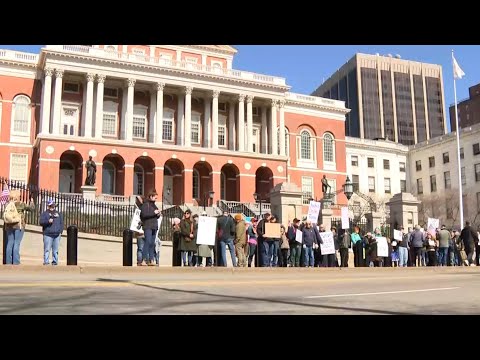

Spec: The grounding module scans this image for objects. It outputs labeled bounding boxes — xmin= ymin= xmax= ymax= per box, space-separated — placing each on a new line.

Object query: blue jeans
xmin=136 ymin=237 xmax=145 ymax=263
xmin=398 ymin=247 xmax=409 ymax=267
xmin=143 ymin=228 xmax=157 ymax=263
xmin=6 ymin=228 xmax=24 ymax=265
xmin=304 ymin=246 xmax=314 ymax=267
xmin=263 ymin=241 xmax=279 ymax=267
xmin=219 ymin=238 xmax=237 ymax=267
xmin=43 ymin=234 xmax=61 ymax=265
xmin=438 ymin=247 xmax=449 ymax=266
xmin=181 ymin=251 xmax=194 ymax=266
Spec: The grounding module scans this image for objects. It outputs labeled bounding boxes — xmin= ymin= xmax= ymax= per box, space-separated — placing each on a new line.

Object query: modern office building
xmin=449 ymin=83 xmax=480 ymax=131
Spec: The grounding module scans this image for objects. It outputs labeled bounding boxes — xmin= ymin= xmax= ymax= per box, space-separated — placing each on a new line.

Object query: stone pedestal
xmin=81 ymin=186 xmax=97 ymax=201
xmin=319 ymin=206 xmax=333 ymax=231
xmin=386 ymin=192 xmax=421 ymax=232
xmin=365 ymin=211 xmax=383 ymax=233
xmin=269 ymin=182 xmax=303 ymax=228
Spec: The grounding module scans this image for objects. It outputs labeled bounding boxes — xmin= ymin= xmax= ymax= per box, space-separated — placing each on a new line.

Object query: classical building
xmin=313 ymin=53 xmax=447 ymax=146
xmin=407 ymin=123 xmax=480 ymax=227
xmin=449 ymin=82 xmax=480 ymax=131
xmin=0 ymin=45 xmax=349 ymax=216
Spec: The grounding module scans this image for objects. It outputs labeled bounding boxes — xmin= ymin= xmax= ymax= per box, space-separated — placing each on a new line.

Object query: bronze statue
xmin=321 ymin=175 xmax=331 ymax=194
xmin=85 ymin=156 xmax=97 ymax=186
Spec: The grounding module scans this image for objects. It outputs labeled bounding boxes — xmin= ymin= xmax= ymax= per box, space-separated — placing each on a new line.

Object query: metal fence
xmin=331 ymin=217 xmax=369 ymax=235
xmin=159 ymin=205 xmax=185 ymax=242
xmin=1 ymin=177 xmax=135 ymax=237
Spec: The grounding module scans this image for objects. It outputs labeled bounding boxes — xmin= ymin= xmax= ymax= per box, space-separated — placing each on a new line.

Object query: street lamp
xmin=343 ymin=176 xmax=353 ymax=201
xmin=161 ymin=186 xmax=171 ymax=212
xmin=203 ymin=190 xmax=215 ymax=211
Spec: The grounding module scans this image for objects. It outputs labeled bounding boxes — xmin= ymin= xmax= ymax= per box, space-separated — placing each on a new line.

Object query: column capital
xmin=185 ymin=86 xmax=193 ymax=95
xmin=44 ymin=67 xmax=54 ymax=77
xmin=156 ymin=82 xmax=165 ymax=92
xmin=126 ymin=78 xmax=136 ymax=87
xmin=278 ymin=100 xmax=286 ymax=108
xmin=212 ymin=90 xmax=220 ymax=99
xmin=238 ymin=94 xmax=246 ymax=102
xmin=86 ymin=73 xmax=95 ymax=82
xmin=96 ymin=74 xmax=106 ymax=84
xmin=54 ymin=69 xmax=64 ymax=78
xmin=246 ymin=95 xmax=254 ymax=104
xmin=271 ymin=99 xmax=278 ymax=108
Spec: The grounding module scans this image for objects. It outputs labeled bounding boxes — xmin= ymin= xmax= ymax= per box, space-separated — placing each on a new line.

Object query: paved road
xmin=0 ymin=266 xmax=479 ymax=314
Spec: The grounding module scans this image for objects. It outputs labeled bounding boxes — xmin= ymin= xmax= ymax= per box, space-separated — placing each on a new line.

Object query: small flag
xmin=0 ymin=188 xmax=10 ymax=206
xmin=453 ymin=55 xmax=465 ymax=80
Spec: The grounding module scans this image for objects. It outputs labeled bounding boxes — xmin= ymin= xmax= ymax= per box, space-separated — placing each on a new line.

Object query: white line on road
xmin=304 ymin=287 xmax=460 ymax=299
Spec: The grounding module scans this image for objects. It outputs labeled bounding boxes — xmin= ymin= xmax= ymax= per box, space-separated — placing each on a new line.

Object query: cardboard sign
xmin=130 ymin=208 xmax=143 ymax=233
xmin=196 ymin=216 xmax=217 ymax=246
xmin=264 ymin=222 xmax=281 ymax=238
xmin=319 ymin=231 xmax=335 ymax=255
xmin=307 ymin=201 xmax=321 ymax=225
xmin=376 ymin=237 xmax=388 ymax=257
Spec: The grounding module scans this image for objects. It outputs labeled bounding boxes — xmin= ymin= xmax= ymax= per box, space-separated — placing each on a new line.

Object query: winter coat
xmin=235 ymin=220 xmax=247 ymax=245
xmin=140 ymin=201 xmax=160 ymax=230
xmin=39 ymin=210 xmax=64 ymax=237
xmin=179 ymin=218 xmax=197 ymax=252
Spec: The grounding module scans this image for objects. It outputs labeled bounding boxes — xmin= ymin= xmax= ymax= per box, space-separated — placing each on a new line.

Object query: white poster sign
xmin=196 ymin=216 xmax=217 ymax=246
xmin=393 ymin=229 xmax=402 ymax=241
xmin=341 ymin=207 xmax=349 ymax=229
xmin=319 ymin=231 xmax=335 ymax=255
xmin=295 ymin=230 xmax=303 ymax=244
xmin=130 ymin=208 xmax=143 ymax=233
xmin=155 ymin=216 xmax=163 ymax=240
xmin=376 ymin=236 xmax=388 ymax=257
xmin=307 ymin=201 xmax=321 ymax=224
xmin=427 ymin=218 xmax=439 ymax=236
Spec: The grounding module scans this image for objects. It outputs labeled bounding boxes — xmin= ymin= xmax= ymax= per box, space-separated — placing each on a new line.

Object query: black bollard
xmin=123 ymin=229 xmax=133 ymax=266
xmin=2 ymin=227 xmax=7 ymax=265
xmin=67 ymin=225 xmax=78 ymax=265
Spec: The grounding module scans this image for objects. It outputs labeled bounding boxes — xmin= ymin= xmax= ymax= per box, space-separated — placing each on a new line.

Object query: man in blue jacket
xmin=39 ymin=200 xmax=64 ymax=265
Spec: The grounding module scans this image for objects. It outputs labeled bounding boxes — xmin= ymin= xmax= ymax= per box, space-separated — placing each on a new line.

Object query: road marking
xmin=304 ymin=287 xmax=460 ymax=299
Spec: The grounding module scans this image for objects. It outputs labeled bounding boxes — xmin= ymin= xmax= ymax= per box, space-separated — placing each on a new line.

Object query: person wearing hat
xmin=287 ymin=218 xmax=302 ymax=267
xmin=179 ymin=209 xmax=196 ymax=266
xmin=39 ymin=200 xmax=64 ymax=265
xmin=234 ymin=214 xmax=247 ymax=267
xmin=437 ymin=224 xmax=451 ymax=266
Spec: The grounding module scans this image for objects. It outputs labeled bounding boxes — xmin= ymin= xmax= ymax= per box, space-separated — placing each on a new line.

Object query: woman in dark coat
xmin=179 ymin=210 xmax=197 ymax=266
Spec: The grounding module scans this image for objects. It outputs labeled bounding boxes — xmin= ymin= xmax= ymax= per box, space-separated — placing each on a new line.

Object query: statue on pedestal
xmin=85 ymin=156 xmax=97 ymax=186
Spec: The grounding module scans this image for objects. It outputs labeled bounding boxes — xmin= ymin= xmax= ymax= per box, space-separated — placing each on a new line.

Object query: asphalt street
xmin=0 ymin=266 xmax=478 ymax=314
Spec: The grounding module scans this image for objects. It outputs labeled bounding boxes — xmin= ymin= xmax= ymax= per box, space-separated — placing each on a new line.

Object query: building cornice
xmin=345 ymin=137 xmax=409 ymax=155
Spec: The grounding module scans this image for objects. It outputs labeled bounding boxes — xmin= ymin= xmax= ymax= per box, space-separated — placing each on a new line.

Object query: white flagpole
xmin=452 ymin=50 xmax=464 ymax=230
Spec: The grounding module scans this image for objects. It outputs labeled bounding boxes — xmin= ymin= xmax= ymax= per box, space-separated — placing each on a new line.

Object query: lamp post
xmin=343 ymin=176 xmax=353 ymax=201
xmin=253 ymin=192 xmax=263 ymax=267
xmin=203 ymin=190 xmax=215 ymax=211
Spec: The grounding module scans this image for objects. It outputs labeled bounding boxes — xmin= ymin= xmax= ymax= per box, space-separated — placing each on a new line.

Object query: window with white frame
xmin=323 ymin=133 xmax=335 ymax=163
xmin=102 ymin=101 xmax=118 ymax=137
xmin=277 ymin=127 xmax=289 ymax=155
xmin=351 ymin=155 xmax=358 ymax=166
xmin=218 ymin=115 xmax=227 ymax=147
xmin=368 ymin=176 xmax=376 ymax=192
xmin=61 ymin=106 xmax=79 ymax=136
xmin=384 ymin=178 xmax=391 ymax=193
xmin=132 ymin=48 xmax=146 ymax=60
xmin=192 ymin=169 xmax=200 ymax=199
xmin=133 ymin=106 xmax=147 ymax=139
xmin=185 ymin=57 xmax=198 ymax=69
xmin=163 ymin=110 xmax=174 ymax=141
xmin=10 ymin=153 xmax=28 ymax=183
xmin=63 ymin=82 xmax=80 ymax=94
xmin=300 ymin=130 xmax=312 ymax=160
xmin=301 ymin=176 xmax=313 ymax=205
xmin=191 ymin=113 xmax=201 ymax=144
xmin=133 ymin=164 xmax=144 ymax=196
xmin=11 ymin=95 xmax=31 ymax=135
xmin=159 ymin=53 xmax=173 ymax=65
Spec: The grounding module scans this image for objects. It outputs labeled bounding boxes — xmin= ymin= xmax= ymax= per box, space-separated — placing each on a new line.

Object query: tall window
xmin=430 ymin=175 xmax=437 ymax=192
xmin=368 ymin=176 xmax=375 ymax=192
xmin=9 ymin=154 xmax=28 ymax=183
xmin=277 ymin=127 xmax=289 ymax=155
xmin=444 ymin=171 xmax=451 ymax=189
xmin=443 ymin=152 xmax=450 ymax=164
xmin=367 ymin=158 xmax=374 ymax=168
xmin=416 ymin=160 xmax=422 ymax=171
xmin=192 ymin=169 xmax=199 ymax=199
xmin=417 ymin=178 xmax=423 ymax=194
xmin=351 ymin=156 xmax=358 ymax=166
xmin=473 ymin=143 xmax=480 ymax=155
xmin=218 ymin=115 xmax=227 ymax=147
xmin=399 ymin=162 xmax=406 ymax=172
xmin=383 ymin=159 xmax=390 ymax=170
xmin=461 ymin=167 xmax=466 ymax=186
xmin=477 ymin=192 xmax=480 ymax=212
xmin=323 ymin=133 xmax=335 ymax=163
xmin=300 ymin=130 xmax=312 ymax=160
xmin=102 ymin=161 xmax=115 ymax=195
xmin=460 ymin=147 xmax=464 ymax=159
xmin=191 ymin=113 xmax=201 ymax=144
xmin=475 ymin=164 xmax=480 ymax=182
xmin=400 ymin=180 xmax=407 ymax=192
xmin=352 ymin=174 xmax=359 ymax=191
xmin=162 ymin=110 xmax=174 ymax=141
xmin=134 ymin=165 xmax=144 ymax=196
xmin=301 ymin=176 xmax=313 ymax=205
xmin=429 ymin=156 xmax=435 ymax=168
xmin=133 ymin=106 xmax=147 ymax=139
xmin=384 ymin=178 xmax=391 ymax=193
xmin=12 ymin=95 xmax=31 ymax=135
xmin=103 ymin=101 xmax=118 ymax=137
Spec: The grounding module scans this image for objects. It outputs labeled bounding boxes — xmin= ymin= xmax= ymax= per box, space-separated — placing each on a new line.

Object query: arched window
xmin=277 ymin=127 xmax=289 ymax=155
xmin=192 ymin=169 xmax=200 ymax=199
xmin=300 ymin=130 xmax=312 ymax=160
xmin=102 ymin=161 xmax=115 ymax=195
xmin=323 ymin=133 xmax=335 ymax=163
xmin=11 ymin=95 xmax=31 ymax=135
xmin=133 ymin=164 xmax=144 ymax=196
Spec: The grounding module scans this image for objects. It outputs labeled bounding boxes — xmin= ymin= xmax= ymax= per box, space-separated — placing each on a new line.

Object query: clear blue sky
xmin=2 ymin=45 xmax=479 ymax=131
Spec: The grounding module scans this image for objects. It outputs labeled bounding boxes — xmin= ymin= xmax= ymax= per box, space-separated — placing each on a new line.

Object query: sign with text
xmin=265 ymin=222 xmax=281 ymax=238
xmin=376 ymin=237 xmax=388 ymax=257
xmin=155 ymin=216 xmax=163 ymax=240
xmin=295 ymin=230 xmax=303 ymax=244
xmin=393 ymin=229 xmax=402 ymax=241
xmin=427 ymin=218 xmax=439 ymax=236
xmin=196 ymin=216 xmax=217 ymax=246
xmin=130 ymin=208 xmax=143 ymax=234
xmin=307 ymin=201 xmax=321 ymax=224
xmin=341 ymin=207 xmax=349 ymax=229
xmin=319 ymin=231 xmax=335 ymax=255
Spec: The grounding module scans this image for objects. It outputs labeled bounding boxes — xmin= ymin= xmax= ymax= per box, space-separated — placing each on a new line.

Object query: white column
xmin=279 ymin=100 xmax=286 ymax=156
xmin=246 ymin=95 xmax=254 ymax=152
xmin=40 ymin=68 xmax=53 ymax=134
xmin=271 ymin=100 xmax=278 ymax=155
xmin=184 ymin=86 xmax=193 ymax=147
xmin=176 ymin=93 xmax=184 ymax=145
xmin=261 ymin=106 xmax=267 ymax=154
xmin=211 ymin=90 xmax=220 ymax=149
xmin=203 ymin=96 xmax=211 ymax=147
xmin=126 ymin=78 xmax=136 ymax=141
xmin=52 ymin=69 xmax=64 ymax=135
xmin=237 ymin=94 xmax=245 ymax=151
xmin=228 ymin=101 xmax=235 ymax=150
xmin=156 ymin=82 xmax=165 ymax=144
xmin=95 ymin=74 xmax=105 ymax=139
xmin=149 ymin=89 xmax=156 ymax=143
xmin=84 ymin=73 xmax=95 ymax=138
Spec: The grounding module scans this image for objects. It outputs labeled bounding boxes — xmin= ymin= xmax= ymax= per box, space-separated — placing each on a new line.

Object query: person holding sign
xmin=425 ymin=232 xmax=438 ymax=266
xmin=140 ymin=189 xmax=161 ymax=266
xmin=287 ymin=218 xmax=302 ymax=267
xmin=302 ymin=220 xmax=322 ymax=267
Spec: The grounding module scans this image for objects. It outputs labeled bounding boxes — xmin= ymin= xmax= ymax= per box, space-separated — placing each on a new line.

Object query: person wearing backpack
xmin=3 ymin=189 xmax=35 ymax=265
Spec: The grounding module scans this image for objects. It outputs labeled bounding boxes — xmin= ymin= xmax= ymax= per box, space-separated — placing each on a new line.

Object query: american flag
xmin=0 ymin=187 xmax=9 ymax=206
